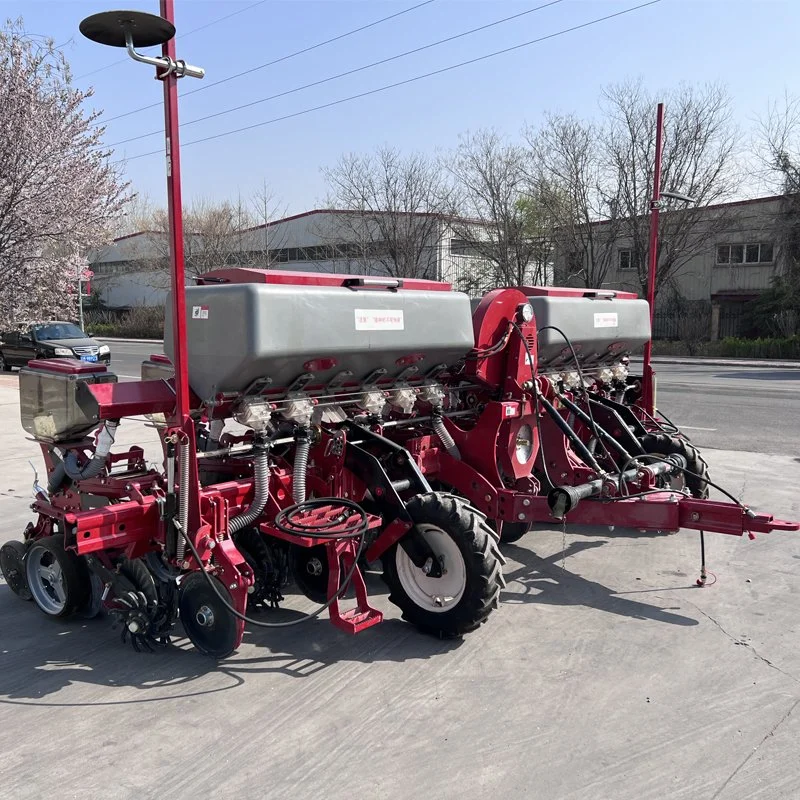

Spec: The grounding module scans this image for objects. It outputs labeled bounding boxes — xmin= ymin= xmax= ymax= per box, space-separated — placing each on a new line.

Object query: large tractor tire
xmin=640 ymin=433 xmax=710 ymax=499
xmin=381 ymin=492 xmax=505 ymax=638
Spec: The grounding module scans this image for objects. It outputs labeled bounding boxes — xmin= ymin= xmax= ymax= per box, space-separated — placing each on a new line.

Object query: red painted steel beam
xmin=85 ymin=380 xmax=177 ymax=418
xmin=498 ymin=490 xmax=799 ymax=538
xmin=159 ymin=0 xmax=190 ymax=429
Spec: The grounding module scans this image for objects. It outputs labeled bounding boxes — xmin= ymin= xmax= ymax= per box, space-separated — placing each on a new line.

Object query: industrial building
xmin=89 ymin=209 xmax=516 ymax=308
xmin=553 ymin=195 xmax=790 ymax=339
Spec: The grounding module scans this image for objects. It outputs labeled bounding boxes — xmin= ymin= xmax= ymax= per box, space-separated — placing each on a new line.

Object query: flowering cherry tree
xmin=0 ymin=19 xmax=129 ymax=326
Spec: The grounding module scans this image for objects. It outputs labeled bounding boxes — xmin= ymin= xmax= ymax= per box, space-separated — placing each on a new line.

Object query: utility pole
xmin=641 ymin=102 xmax=664 ymax=417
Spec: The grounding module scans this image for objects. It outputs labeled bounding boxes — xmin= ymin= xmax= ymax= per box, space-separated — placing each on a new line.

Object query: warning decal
xmin=593 ymin=312 xmax=618 ymax=328
xmin=355 ymin=309 xmax=405 ymax=331
xmin=191 ymin=305 xmax=209 ymax=320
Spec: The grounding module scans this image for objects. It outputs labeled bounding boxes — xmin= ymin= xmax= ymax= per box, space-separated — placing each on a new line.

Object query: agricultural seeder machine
xmin=1 ymin=5 xmax=797 ymax=660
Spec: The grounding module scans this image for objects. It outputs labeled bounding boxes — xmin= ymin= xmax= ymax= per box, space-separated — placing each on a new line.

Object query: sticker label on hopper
xmin=192 ymin=305 xmax=209 ymax=320
xmin=593 ymin=312 xmax=618 ymax=328
xmin=355 ymin=309 xmax=405 ymax=331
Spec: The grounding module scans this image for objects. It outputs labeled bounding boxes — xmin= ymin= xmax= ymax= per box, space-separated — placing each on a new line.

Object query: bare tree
xmin=141 ymin=197 xmax=255 ymax=279
xmin=751 ymin=93 xmax=800 ymax=336
xmin=526 ymin=114 xmax=622 ymax=289
xmin=113 ymin=192 xmax=157 ymax=238
xmin=0 ymin=20 xmax=129 ymax=325
xmin=322 ymin=146 xmax=453 ymax=279
xmin=246 ymin=180 xmax=289 ymax=268
xmin=602 ymin=79 xmax=740 ymax=298
xmin=757 ymin=92 xmax=800 ymax=194
xmin=446 ymin=130 xmax=550 ymax=294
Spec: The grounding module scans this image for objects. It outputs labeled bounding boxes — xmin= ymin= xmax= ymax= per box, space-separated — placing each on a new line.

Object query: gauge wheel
xmin=1 ymin=540 xmax=32 ymax=600
xmin=289 ymin=544 xmax=330 ymax=604
xmin=381 ymin=492 xmax=505 ymax=638
xmin=497 ymin=521 xmax=530 ymax=544
xmin=25 ymin=535 xmax=89 ymax=618
xmin=178 ymin=571 xmax=238 ymax=659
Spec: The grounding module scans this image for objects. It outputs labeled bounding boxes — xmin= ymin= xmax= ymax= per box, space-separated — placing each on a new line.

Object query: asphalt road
xmin=104 ymin=340 xmax=800 ymax=456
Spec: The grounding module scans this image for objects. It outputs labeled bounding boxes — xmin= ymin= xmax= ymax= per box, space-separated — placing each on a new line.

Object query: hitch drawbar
xmin=547 ymin=456 xmax=685 ymax=518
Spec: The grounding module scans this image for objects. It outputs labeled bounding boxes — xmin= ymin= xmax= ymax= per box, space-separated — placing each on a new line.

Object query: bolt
xmin=229 ymin=582 xmax=238 ymax=590
xmin=485 ymin=494 xmax=492 ymax=502
xmin=691 ymin=512 xmax=700 ymax=522
xmin=522 ymin=499 xmax=530 ymax=507
xmin=517 ymin=513 xmax=526 ymax=521
xmin=127 ymin=620 xmax=141 ymax=634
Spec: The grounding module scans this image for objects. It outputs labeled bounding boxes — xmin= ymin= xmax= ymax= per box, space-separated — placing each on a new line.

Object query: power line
xmin=115 ymin=0 xmax=662 ymax=165
xmin=100 ymin=0 xmax=437 ymax=124
xmin=107 ymin=0 xmax=564 ymax=148
xmin=73 ymin=0 xmax=269 ymax=81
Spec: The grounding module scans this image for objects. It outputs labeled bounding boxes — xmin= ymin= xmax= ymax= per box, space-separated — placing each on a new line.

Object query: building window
xmin=716 ymin=242 xmax=774 ymax=265
xmin=618 ymin=249 xmax=634 ymax=270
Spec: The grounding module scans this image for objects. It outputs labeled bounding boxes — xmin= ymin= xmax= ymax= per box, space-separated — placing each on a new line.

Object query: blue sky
xmin=5 ymin=0 xmax=799 ymax=214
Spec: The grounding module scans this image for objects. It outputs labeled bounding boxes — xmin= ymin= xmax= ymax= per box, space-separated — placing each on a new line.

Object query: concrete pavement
xmin=0 ymin=377 xmax=799 ymax=799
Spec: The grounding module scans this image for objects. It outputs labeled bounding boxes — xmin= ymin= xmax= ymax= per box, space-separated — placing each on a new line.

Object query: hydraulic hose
xmin=432 ymin=410 xmax=461 ymax=460
xmin=228 ymin=441 xmax=271 ymax=535
xmin=556 ymin=392 xmax=633 ymax=462
xmin=292 ymin=427 xmax=311 ymax=504
xmin=47 ymin=453 xmax=66 ymax=494
xmin=62 ymin=421 xmax=119 ymax=482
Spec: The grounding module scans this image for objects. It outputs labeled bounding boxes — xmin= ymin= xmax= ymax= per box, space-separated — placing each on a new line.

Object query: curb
xmin=635 ymin=357 xmax=800 ymax=370
xmin=97 ymin=337 xmax=163 ymax=345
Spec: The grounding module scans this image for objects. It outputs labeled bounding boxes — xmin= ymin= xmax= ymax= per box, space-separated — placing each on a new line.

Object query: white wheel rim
xmin=26 ymin=544 xmax=68 ymax=615
xmin=395 ymin=524 xmax=466 ymax=613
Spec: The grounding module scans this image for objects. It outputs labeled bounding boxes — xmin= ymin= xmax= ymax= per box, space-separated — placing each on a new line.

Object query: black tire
xmin=289 ymin=544 xmax=329 ymax=604
xmin=234 ymin=528 xmax=276 ymax=607
xmin=0 ymin=352 xmax=10 ymax=372
xmin=381 ymin=492 xmax=506 ymax=638
xmin=1 ymin=540 xmax=32 ymax=600
xmin=178 ymin=571 xmax=238 ymax=659
xmin=640 ymin=433 xmax=710 ymax=499
xmin=24 ymin=535 xmax=89 ymax=618
xmin=498 ymin=521 xmax=530 ymax=544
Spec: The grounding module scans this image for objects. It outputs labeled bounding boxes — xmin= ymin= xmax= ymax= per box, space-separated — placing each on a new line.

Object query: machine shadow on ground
xmin=500 ymin=539 xmax=700 ymax=627
xmin=0 ymin=581 xmax=462 ymax=705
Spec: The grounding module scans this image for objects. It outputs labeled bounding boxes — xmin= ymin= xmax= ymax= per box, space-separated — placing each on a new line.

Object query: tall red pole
xmin=159 ymin=0 xmax=190 ymax=429
xmin=641 ymin=102 xmax=664 ymax=417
